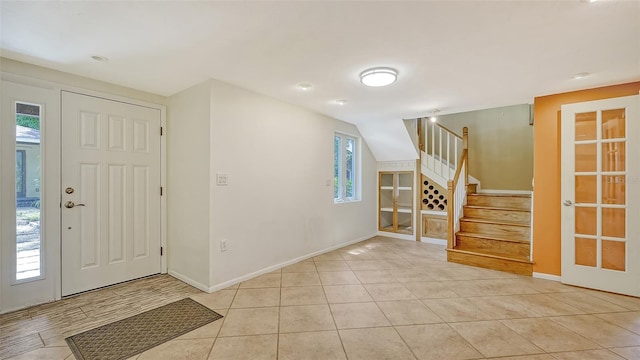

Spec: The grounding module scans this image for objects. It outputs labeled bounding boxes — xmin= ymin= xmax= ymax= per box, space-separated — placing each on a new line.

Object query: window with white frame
xmin=334 ymin=132 xmax=358 ymax=202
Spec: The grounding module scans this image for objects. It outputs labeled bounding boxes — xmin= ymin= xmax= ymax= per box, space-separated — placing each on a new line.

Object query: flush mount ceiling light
xmin=91 ymin=55 xmax=109 ymax=62
xmin=335 ymin=99 xmax=348 ymax=106
xmin=297 ymin=82 xmax=313 ymax=91
xmin=572 ymin=72 xmax=590 ymax=79
xmin=360 ymin=67 xmax=398 ymax=87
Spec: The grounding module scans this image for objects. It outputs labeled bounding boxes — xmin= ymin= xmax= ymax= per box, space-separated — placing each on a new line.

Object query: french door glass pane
xmin=575 ymin=207 xmax=596 ymax=236
xmin=575 ymin=111 xmax=597 ymax=141
xmin=602 ymin=208 xmax=625 ymax=238
xmin=602 ymin=240 xmax=625 ymax=271
xmin=575 ymin=237 xmax=596 ymax=267
xmin=575 ymin=175 xmax=596 ymax=203
xmin=602 ymin=142 xmax=625 ymax=172
xmin=575 ymin=144 xmax=597 ymax=172
xmin=602 ymin=109 xmax=625 ymax=139
xmin=602 ymin=175 xmax=625 ymax=205
xmin=16 ymin=102 xmax=41 ymax=280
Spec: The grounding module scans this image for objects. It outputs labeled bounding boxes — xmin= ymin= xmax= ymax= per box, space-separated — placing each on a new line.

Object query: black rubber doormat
xmin=65 ymin=297 xmax=223 ymax=360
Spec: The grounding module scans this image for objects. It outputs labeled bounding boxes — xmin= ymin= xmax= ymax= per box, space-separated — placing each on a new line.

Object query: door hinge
xmin=160 ymin=246 xmax=164 ymax=256
xmin=160 ymin=126 xmax=163 ymax=136
xmin=160 ymin=186 xmax=163 ymax=196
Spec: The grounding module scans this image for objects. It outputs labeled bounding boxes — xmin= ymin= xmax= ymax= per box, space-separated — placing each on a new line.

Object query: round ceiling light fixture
xmin=91 ymin=55 xmax=109 ymax=62
xmin=297 ymin=82 xmax=313 ymax=91
xmin=335 ymin=99 xmax=348 ymax=106
xmin=360 ymin=67 xmax=398 ymax=87
xmin=572 ymin=72 xmax=590 ymax=80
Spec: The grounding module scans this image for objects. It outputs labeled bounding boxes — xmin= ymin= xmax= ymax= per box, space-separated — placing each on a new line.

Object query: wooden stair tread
xmin=456 ymin=231 xmax=530 ymax=244
xmin=447 ymin=248 xmax=533 ymax=264
xmin=460 ymin=217 xmax=530 ymax=227
xmin=468 ymin=193 xmax=531 ymax=198
xmin=463 ymin=205 xmax=531 ymax=212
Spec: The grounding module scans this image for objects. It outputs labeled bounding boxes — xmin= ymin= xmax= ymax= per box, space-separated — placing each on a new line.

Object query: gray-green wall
xmin=438 ymin=104 xmax=533 ymax=191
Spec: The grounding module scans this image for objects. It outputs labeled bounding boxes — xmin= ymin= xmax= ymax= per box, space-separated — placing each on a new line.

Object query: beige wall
xmin=438 ymin=104 xmax=533 ymax=191
xmin=166 ymin=81 xmax=212 ymax=287
xmin=168 ymin=79 xmax=378 ymax=290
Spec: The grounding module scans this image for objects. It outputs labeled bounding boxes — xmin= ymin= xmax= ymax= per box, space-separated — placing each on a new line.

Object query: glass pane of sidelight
xmin=602 ymin=175 xmax=625 ymax=205
xmin=575 ymin=207 xmax=597 ymax=236
xmin=602 ymin=208 xmax=625 ymax=238
xmin=16 ymin=102 xmax=42 ymax=280
xmin=602 ymin=108 xmax=625 ymax=140
xmin=575 ymin=111 xmax=597 ymax=141
xmin=575 ymin=237 xmax=597 ymax=267
xmin=602 ymin=142 xmax=625 ymax=172
xmin=575 ymin=175 xmax=596 ymax=204
xmin=602 ymin=240 xmax=625 ymax=271
xmin=575 ymin=143 xmax=597 ymax=172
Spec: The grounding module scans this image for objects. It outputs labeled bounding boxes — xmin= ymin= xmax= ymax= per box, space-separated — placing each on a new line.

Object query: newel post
xmin=446 ymin=179 xmax=454 ymax=250
xmin=462 ymin=126 xmax=469 ymax=188
xmin=462 ymin=127 xmax=468 ymax=149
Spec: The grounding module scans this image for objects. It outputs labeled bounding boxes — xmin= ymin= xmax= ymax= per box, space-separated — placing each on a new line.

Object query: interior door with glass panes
xmin=561 ymin=95 xmax=639 ymax=296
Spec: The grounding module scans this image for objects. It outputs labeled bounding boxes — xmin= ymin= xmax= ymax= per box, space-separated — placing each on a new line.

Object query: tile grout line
xmin=205 ymin=280 xmax=240 ymax=357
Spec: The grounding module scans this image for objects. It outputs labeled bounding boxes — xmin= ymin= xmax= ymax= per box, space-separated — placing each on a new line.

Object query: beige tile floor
xmin=2 ymin=236 xmax=640 ymax=359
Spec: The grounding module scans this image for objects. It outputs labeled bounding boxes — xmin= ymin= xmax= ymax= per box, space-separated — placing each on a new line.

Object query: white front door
xmin=61 ymin=92 xmax=162 ymax=296
xmin=561 ymin=95 xmax=640 ymax=296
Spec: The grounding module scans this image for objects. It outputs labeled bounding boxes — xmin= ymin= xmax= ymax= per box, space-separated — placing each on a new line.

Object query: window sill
xmin=334 ymin=199 xmax=361 ymax=205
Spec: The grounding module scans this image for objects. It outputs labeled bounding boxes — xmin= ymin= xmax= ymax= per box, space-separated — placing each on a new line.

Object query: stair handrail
xmin=419 ymin=118 xmax=464 ymax=181
xmin=446 ymin=127 xmax=469 ymax=250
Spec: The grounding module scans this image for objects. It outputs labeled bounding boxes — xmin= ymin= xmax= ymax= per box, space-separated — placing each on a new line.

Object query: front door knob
xmin=65 ymin=201 xmax=86 ymax=208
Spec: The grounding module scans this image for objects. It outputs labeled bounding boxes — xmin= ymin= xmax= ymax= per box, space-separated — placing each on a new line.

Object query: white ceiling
xmin=1 ymin=1 xmax=638 ymax=124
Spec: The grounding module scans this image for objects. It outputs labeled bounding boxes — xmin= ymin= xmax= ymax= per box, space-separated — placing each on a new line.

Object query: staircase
xmin=414 ymin=117 xmax=533 ymax=276
xmin=447 ymin=193 xmax=533 ymax=275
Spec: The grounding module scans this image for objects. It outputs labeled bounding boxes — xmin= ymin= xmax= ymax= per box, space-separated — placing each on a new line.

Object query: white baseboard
xmin=421 ymin=237 xmax=447 ymax=246
xmin=376 ymin=231 xmax=416 ymax=241
xmin=476 ymin=189 xmax=533 ymax=195
xmin=205 ymin=232 xmax=377 ymax=293
xmin=168 ymin=270 xmax=210 ymax=293
xmin=532 ymin=272 xmax=561 ymax=282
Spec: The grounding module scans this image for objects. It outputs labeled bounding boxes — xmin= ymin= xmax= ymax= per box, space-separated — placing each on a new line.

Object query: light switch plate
xmin=216 ymin=173 xmax=229 ymax=186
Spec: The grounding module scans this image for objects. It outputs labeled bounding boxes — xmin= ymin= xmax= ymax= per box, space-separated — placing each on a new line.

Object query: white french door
xmin=61 ymin=92 xmax=162 ymax=296
xmin=561 ymin=95 xmax=639 ymax=296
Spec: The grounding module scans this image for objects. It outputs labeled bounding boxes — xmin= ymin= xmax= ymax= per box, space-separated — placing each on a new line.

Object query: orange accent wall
xmin=532 ymin=81 xmax=640 ymax=276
